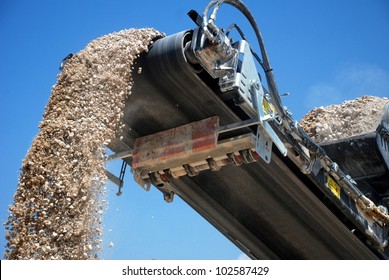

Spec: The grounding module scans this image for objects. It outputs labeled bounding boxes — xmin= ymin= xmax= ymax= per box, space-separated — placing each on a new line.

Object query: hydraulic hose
xmin=201 ymin=0 xmax=389 ymax=230
xmin=202 ymin=0 xmax=285 ymax=122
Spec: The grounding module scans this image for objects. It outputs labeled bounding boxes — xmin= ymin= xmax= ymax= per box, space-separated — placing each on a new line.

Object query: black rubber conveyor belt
xmin=108 ymin=31 xmax=378 ymax=259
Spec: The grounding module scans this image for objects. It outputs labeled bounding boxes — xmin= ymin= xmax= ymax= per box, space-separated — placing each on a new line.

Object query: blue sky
xmin=1 ymin=0 xmax=388 ymax=260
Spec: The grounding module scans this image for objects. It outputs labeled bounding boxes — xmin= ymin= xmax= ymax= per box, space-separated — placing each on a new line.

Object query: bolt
xmin=250 ymin=80 xmax=260 ymax=91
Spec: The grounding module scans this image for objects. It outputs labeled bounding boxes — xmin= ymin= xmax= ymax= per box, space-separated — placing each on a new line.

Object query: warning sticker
xmin=326 ymin=176 xmax=341 ymax=199
xmin=262 ymin=98 xmax=274 ymax=115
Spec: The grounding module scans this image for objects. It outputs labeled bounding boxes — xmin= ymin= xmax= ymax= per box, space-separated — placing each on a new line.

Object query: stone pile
xmin=4 ymin=28 xmax=162 ymax=259
xmin=300 ymin=96 xmax=388 ymax=143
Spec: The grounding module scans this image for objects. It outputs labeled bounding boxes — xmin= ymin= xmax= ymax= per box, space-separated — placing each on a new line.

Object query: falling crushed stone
xmin=5 ymin=25 xmax=387 ymax=261
xmin=4 ymin=28 xmax=163 ymax=260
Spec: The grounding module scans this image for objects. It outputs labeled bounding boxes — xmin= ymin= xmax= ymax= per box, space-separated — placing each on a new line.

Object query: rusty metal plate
xmin=132 ymin=116 xmax=219 ymax=170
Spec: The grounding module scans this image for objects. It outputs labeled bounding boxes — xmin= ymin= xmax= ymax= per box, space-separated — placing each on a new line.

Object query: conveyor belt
xmin=108 ymin=31 xmax=378 ymax=259
xmin=321 ymin=133 xmax=389 ymax=196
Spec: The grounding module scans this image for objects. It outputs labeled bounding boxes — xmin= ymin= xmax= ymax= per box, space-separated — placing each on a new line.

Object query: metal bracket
xmin=188 ymin=22 xmax=287 ymax=164
xmin=105 ymin=169 xmax=123 ymax=191
xmin=255 ymin=124 xmax=273 ymax=163
xmin=220 ymin=39 xmax=287 ymax=163
xmin=208 ymin=39 xmax=287 ymax=163
xmin=133 ymin=168 xmax=151 ymax=192
xmin=105 ymin=150 xmax=133 ymax=162
xmin=116 ymin=161 xmax=127 ymax=196
xmin=105 ymin=161 xmax=128 ymax=196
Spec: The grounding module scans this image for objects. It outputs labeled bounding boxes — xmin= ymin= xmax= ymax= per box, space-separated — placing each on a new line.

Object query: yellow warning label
xmin=262 ymin=98 xmax=274 ymax=115
xmin=326 ymin=176 xmax=341 ymax=199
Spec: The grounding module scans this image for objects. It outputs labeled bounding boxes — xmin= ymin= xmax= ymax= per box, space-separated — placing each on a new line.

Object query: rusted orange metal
xmin=132 ymin=116 xmax=219 ymax=170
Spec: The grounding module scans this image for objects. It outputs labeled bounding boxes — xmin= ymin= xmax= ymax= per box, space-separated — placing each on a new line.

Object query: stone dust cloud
xmin=4 ymin=28 xmax=162 ymax=259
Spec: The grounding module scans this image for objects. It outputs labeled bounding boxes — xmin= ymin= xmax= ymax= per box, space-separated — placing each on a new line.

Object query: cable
xmin=202 ymin=0 xmax=285 ymax=122
xmin=226 ymin=23 xmax=264 ymax=71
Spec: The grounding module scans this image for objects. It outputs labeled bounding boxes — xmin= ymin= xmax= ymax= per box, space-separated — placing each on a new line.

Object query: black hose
xmin=226 ymin=23 xmax=264 ymax=70
xmin=202 ymin=0 xmax=285 ymax=119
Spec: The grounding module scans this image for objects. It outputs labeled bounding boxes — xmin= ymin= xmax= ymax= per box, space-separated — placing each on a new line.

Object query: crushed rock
xmin=300 ymin=95 xmax=388 ymax=144
xmin=4 ymin=28 xmax=163 ymax=259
